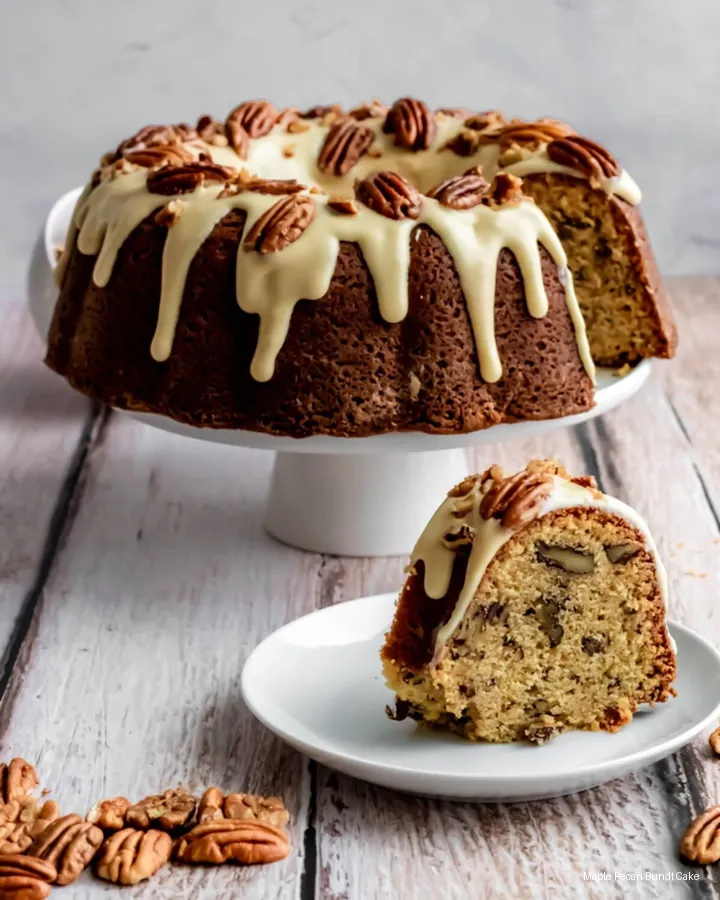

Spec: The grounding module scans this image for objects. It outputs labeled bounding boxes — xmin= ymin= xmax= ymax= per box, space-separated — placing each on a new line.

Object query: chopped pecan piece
xmin=198 ymin=788 xmax=225 ymax=825
xmin=547 ymin=135 xmax=621 ymax=182
xmin=174 ymin=820 xmax=289 ymax=865
xmin=441 ymin=524 xmax=474 ymax=550
xmin=464 ymin=110 xmax=506 ymax=133
xmin=195 ymin=114 xmax=222 ymax=141
xmin=243 ymin=178 xmax=305 ymax=195
xmin=436 ymin=107 xmax=471 ymax=119
xmin=226 ymin=100 xmax=278 ymax=138
xmin=95 ymin=828 xmax=172 ymax=885
xmin=537 ymin=544 xmax=595 ymax=574
xmin=448 ymin=475 xmax=480 ymax=498
xmin=349 ymin=100 xmax=388 ymax=120
xmin=301 ymin=104 xmax=342 ymax=120
xmin=0 ymin=855 xmax=56 ymax=900
xmin=223 ymin=794 xmax=290 ymax=829
xmin=680 ymin=806 xmax=720 ymax=864
xmin=28 ymin=814 xmax=103 ymax=886
xmin=146 ymin=162 xmax=232 ymax=196
xmin=125 ymin=143 xmax=195 ymax=169
xmin=443 ymin=129 xmax=482 ymax=157
xmin=480 ymin=468 xmax=553 ymax=529
xmin=318 ymin=119 xmax=374 ymax=176
xmin=86 ymin=796 xmax=130 ymax=832
xmin=605 ymin=542 xmax=642 ymax=563
xmin=1 ymin=759 xmax=38 ymax=804
xmin=125 ymin=788 xmax=196 ymax=832
xmin=154 ymin=199 xmax=185 ymax=227
xmin=327 ymin=197 xmax=357 ymax=215
xmin=355 ymin=171 xmax=421 ymax=220
xmin=427 ymin=166 xmax=488 ymax=210
xmin=243 ymin=195 xmax=316 ymax=253
xmin=383 ymin=97 xmax=436 ymax=151
xmin=276 ymin=107 xmax=301 ymax=128
xmin=709 ymin=727 xmax=720 ymax=757
xmin=522 ymin=716 xmax=564 ymax=745
xmin=482 ymin=173 xmax=526 ymax=209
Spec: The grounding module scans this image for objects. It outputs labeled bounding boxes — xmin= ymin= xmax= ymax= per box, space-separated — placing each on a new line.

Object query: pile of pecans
xmin=0 ymin=757 xmax=289 ymax=896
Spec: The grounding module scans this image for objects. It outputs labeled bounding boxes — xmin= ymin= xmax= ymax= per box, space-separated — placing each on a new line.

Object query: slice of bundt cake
xmin=381 ymin=459 xmax=676 ymax=743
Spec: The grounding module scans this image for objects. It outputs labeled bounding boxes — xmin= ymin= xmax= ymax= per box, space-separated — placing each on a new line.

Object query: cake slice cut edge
xmin=381 ymin=459 xmax=677 ymax=744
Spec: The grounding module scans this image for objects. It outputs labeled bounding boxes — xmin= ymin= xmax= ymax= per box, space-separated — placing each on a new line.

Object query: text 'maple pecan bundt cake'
xmin=381 ymin=459 xmax=676 ymax=743
xmin=47 ymin=99 xmax=677 ymax=437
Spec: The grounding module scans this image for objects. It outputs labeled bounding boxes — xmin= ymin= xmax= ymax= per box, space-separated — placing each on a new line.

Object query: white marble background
xmin=0 ymin=0 xmax=718 ymax=299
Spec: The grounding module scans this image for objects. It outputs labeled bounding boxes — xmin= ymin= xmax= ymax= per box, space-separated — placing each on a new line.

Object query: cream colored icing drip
xmin=58 ymin=109 xmax=640 ymax=384
xmin=413 ymin=474 xmax=671 ymax=664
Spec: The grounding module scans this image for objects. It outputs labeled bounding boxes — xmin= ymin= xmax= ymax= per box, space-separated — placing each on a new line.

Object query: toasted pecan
xmin=383 ymin=98 xmax=436 ymax=151
xmin=427 ymin=166 xmax=488 ymax=210
xmin=355 ymin=171 xmax=421 ymax=220
xmin=318 ymin=119 xmax=374 ymax=176
xmin=243 ymin=195 xmax=316 ymax=253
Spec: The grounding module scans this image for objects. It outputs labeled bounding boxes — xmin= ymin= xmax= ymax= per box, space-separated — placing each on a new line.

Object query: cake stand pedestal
xmin=29 ymin=187 xmax=653 ymax=557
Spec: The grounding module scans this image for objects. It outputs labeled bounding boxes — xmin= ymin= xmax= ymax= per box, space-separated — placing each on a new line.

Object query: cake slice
xmin=381 ymin=459 xmax=676 ymax=743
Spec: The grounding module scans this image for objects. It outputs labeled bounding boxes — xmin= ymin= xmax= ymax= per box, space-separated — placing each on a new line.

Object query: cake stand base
xmin=265 ymin=448 xmax=467 ymax=556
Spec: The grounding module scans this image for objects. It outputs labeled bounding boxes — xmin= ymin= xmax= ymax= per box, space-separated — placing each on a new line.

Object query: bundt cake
xmin=381 ymin=459 xmax=676 ymax=743
xmin=46 ymin=99 xmax=676 ymax=437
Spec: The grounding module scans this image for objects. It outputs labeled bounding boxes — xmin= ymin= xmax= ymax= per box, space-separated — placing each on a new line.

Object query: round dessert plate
xmin=242 ymin=592 xmax=720 ymax=802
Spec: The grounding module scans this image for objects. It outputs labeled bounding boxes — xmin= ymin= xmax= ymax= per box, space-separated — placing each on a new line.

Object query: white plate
xmin=30 ymin=187 xmax=652 ymax=453
xmin=242 ymin=592 xmax=720 ymax=802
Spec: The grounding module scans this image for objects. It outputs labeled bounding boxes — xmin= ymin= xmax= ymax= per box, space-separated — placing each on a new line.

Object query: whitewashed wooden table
xmin=1 ymin=280 xmax=720 ymax=899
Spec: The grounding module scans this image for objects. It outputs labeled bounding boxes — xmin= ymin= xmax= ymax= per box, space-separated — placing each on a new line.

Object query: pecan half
xmin=198 ymin=788 xmax=225 ymax=825
xmin=243 ymin=195 xmax=316 ymax=253
xmin=349 ymin=100 xmax=388 ymax=121
xmin=0 ymin=759 xmax=38 ymax=804
xmin=225 ymin=118 xmax=249 ymax=158
xmin=126 ymin=788 xmax=196 ymax=832
xmin=125 ymin=144 xmax=195 ymax=169
xmin=709 ymin=727 xmax=720 ymax=756
xmin=479 ymin=469 xmax=553 ymax=529
xmin=0 ymin=799 xmax=60 ymax=854
xmin=116 ymin=123 xmax=195 ymax=156
xmin=174 ymin=820 xmax=289 ymax=865
xmin=223 ymin=794 xmax=290 ymax=829
xmin=383 ymin=98 xmax=436 ymax=151
xmin=318 ymin=119 xmax=374 ymax=176
xmin=482 ymin=173 xmax=525 ymax=208
xmin=226 ymin=100 xmax=278 ymax=139
xmin=28 ymin=814 xmax=103 ymax=886
xmin=498 ymin=118 xmax=574 ymax=148
xmin=546 ymin=135 xmax=621 ymax=183
xmin=146 ymin=162 xmax=232 ymax=196
xmin=427 ymin=166 xmax=488 ymax=210
xmin=355 ymin=171 xmax=421 ymax=220
xmin=86 ymin=796 xmax=130 ymax=832
xmin=301 ymin=104 xmax=343 ymax=120
xmin=95 ymin=828 xmax=172 ymax=885
xmin=680 ymin=806 xmax=720 ymax=864
xmin=0 ymin=855 xmax=56 ymax=900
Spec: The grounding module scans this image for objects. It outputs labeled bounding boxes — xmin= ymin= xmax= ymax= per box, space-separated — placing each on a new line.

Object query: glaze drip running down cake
xmin=381 ymin=459 xmax=676 ymax=743
xmin=47 ymin=99 xmax=677 ymax=437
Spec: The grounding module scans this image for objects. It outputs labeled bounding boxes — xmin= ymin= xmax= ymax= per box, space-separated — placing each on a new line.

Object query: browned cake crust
xmin=46 ymin=217 xmax=593 ymax=437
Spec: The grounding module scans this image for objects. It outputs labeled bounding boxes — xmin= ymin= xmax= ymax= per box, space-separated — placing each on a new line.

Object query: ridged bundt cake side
xmin=381 ymin=459 xmax=677 ymax=743
xmin=46 ymin=100 xmax=675 ymax=437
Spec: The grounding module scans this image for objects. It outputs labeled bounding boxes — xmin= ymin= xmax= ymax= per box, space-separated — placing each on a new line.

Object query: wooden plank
xmin=0 ymin=413 xmax=323 ymax=899
xmin=313 ymin=284 xmax=720 ymax=898
xmin=0 ymin=303 xmax=91 ymax=681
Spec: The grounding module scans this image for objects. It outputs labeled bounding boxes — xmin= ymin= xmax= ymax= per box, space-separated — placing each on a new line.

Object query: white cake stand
xmin=28 ymin=188 xmax=653 ymax=556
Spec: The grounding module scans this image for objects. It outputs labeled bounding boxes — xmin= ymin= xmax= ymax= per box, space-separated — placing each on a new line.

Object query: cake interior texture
xmin=381 ymin=460 xmax=676 ymax=744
